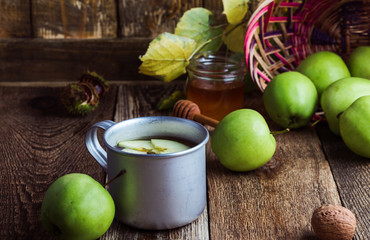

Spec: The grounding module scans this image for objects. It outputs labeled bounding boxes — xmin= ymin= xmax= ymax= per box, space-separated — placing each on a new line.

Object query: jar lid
xmin=187 ymin=51 xmax=246 ymax=81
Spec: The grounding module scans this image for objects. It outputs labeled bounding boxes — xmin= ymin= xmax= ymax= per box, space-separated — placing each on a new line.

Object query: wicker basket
xmin=244 ymin=0 xmax=370 ymax=92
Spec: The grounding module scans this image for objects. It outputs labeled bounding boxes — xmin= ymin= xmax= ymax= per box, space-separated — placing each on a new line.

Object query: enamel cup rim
xmin=102 ymin=116 xmax=210 ymax=158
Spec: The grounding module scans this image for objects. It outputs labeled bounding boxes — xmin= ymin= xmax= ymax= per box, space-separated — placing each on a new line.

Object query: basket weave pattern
xmin=244 ymin=0 xmax=370 ymax=92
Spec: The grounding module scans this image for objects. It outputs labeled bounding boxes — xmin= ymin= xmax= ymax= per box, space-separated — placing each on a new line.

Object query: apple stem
xmin=104 ymin=169 xmax=126 ymax=187
xmin=271 ymin=128 xmax=290 ymax=135
xmin=311 ymin=118 xmax=322 ymax=127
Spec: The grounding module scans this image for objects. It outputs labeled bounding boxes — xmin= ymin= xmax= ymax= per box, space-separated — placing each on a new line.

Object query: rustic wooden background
xmin=0 ymin=0 xmax=251 ymax=83
xmin=1 ymin=1 xmax=370 ymax=239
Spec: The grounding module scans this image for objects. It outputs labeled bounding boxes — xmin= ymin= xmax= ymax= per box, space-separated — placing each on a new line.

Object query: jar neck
xmin=187 ymin=52 xmax=245 ymax=82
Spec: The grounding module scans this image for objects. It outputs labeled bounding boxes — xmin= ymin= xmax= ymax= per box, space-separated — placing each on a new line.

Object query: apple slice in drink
xmin=117 ymin=139 xmax=190 ymax=154
xmin=118 ymin=140 xmax=155 ymax=154
xmin=151 ymin=139 xmax=190 ymax=154
xmin=120 ymin=148 xmax=149 ymax=155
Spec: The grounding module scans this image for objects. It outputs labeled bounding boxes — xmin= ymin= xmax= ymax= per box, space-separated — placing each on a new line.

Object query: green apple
xmin=41 ymin=173 xmax=115 ymax=240
xmin=339 ymin=95 xmax=370 ymax=158
xmin=211 ymin=109 xmax=276 ymax=171
xmin=321 ymin=77 xmax=370 ymax=135
xmin=263 ymin=71 xmax=318 ymax=129
xmin=117 ymin=139 xmax=190 ymax=154
xmin=296 ymin=51 xmax=351 ymax=96
xmin=347 ymin=46 xmax=370 ymax=79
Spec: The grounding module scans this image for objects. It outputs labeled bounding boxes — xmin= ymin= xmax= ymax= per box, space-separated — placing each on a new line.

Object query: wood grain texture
xmin=0 ymin=39 xmax=150 ymax=82
xmin=117 ymin=0 xmax=202 ymax=37
xmin=32 ymin=0 xmax=117 ymax=38
xmin=103 ymin=208 xmax=209 ymax=240
xmin=0 ymin=86 xmax=117 ymax=239
xmin=1 ymin=83 xmax=369 ymax=239
xmin=206 ymin=91 xmax=341 ymax=239
xmin=113 ymin=82 xmax=184 ymax=121
xmin=0 ymin=0 xmax=31 ymax=37
xmin=316 ymin=124 xmax=370 ymax=240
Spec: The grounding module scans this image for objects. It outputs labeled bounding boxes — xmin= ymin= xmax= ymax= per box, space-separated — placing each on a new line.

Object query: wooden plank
xmin=113 ymin=82 xmax=184 ymax=120
xmin=117 ymin=0 xmax=202 ymax=37
xmin=0 ymin=85 xmax=117 ymax=239
xmin=0 ymin=0 xmax=31 ymax=37
xmin=1 ymin=82 xmax=369 ymax=239
xmin=103 ymin=208 xmax=209 ymax=240
xmin=100 ymin=83 xmax=210 ymax=239
xmin=316 ymin=124 xmax=370 ymax=240
xmin=0 ymin=39 xmax=151 ymax=82
xmin=32 ymin=0 xmax=117 ymax=38
xmin=206 ymin=91 xmax=342 ymax=239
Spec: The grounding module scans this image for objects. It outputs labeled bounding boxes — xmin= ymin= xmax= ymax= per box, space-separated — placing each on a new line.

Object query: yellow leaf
xmin=139 ymin=33 xmax=197 ymax=82
xmin=223 ymin=23 xmax=247 ymax=53
xmin=223 ymin=0 xmax=250 ymax=24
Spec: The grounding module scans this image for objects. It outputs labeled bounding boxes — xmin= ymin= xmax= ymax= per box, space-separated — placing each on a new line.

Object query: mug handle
xmin=85 ymin=120 xmax=115 ymax=172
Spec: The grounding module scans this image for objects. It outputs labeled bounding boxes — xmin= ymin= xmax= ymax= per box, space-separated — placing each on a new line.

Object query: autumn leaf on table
xmin=139 ymin=32 xmax=197 ymax=82
xmin=175 ymin=7 xmax=223 ymax=52
xmin=223 ymin=0 xmax=250 ymax=24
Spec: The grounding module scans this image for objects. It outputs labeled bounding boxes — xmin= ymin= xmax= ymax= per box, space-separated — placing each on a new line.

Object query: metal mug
xmin=85 ymin=116 xmax=209 ymax=230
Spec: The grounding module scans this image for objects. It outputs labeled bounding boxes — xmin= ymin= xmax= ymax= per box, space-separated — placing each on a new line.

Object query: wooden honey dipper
xmin=173 ymin=100 xmax=219 ymax=127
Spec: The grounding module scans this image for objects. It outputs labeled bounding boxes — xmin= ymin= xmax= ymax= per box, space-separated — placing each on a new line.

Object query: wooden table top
xmin=0 ymin=82 xmax=369 ymax=240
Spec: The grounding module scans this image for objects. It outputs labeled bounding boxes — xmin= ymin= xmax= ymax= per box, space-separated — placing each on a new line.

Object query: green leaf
xmin=175 ymin=8 xmax=223 ymax=52
xmin=223 ymin=23 xmax=247 ymax=53
xmin=223 ymin=0 xmax=250 ymax=24
xmin=157 ymin=90 xmax=186 ymax=111
xmin=139 ymin=32 xmax=197 ymax=82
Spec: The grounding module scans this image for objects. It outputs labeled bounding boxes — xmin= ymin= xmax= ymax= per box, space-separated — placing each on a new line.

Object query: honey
xmin=186 ymin=52 xmax=245 ymax=121
xmin=186 ymin=78 xmax=244 ymax=121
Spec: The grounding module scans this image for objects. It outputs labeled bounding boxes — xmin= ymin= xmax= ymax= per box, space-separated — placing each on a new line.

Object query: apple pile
xmin=211 ymin=46 xmax=370 ymax=171
xmin=267 ymin=46 xmax=370 ymax=158
xmin=296 ymin=46 xmax=370 ymax=159
xmin=262 ymin=46 xmax=370 ymax=159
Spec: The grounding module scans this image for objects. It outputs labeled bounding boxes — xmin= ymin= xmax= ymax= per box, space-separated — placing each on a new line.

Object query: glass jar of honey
xmin=185 ymin=52 xmax=245 ymax=121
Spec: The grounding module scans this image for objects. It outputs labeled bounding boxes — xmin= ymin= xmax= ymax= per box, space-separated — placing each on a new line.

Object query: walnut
xmin=311 ymin=205 xmax=356 ymax=240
